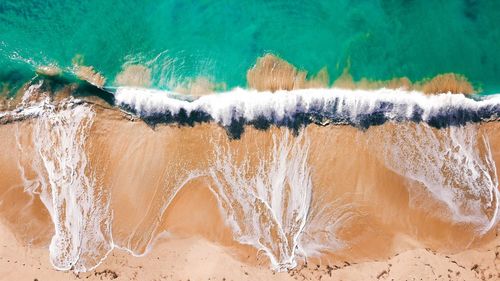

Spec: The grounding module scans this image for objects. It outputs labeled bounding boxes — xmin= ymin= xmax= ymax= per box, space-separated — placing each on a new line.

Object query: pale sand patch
xmin=35 ymin=65 xmax=62 ymax=77
xmin=71 ymin=54 xmax=106 ymax=88
xmin=247 ymin=54 xmax=329 ymax=92
xmin=74 ymin=65 xmax=106 ymax=88
xmin=247 ymin=53 xmax=475 ymax=94
xmin=173 ymin=77 xmax=226 ymax=96
xmin=115 ymin=65 xmax=152 ymax=88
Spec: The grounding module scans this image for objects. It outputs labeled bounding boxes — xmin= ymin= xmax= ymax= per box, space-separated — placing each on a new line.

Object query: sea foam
xmin=209 ymin=131 xmax=352 ymax=271
xmin=16 ymin=102 xmax=113 ymax=272
xmin=374 ymin=123 xmax=499 ymax=234
xmin=115 ymin=87 xmax=500 ymax=135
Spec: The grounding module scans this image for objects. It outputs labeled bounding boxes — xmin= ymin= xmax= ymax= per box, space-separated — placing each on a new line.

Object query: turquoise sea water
xmin=1 ymin=0 xmax=499 ymax=95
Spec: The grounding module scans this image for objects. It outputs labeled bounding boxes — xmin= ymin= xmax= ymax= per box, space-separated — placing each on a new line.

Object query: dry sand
xmin=0 ymin=221 xmax=499 ymax=281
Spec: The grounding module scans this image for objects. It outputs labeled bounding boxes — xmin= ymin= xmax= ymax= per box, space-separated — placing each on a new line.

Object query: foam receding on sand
xmin=0 ymin=85 xmax=499 ymax=277
xmin=17 ymin=103 xmax=113 ymax=272
xmin=209 ymin=131 xmax=313 ymax=270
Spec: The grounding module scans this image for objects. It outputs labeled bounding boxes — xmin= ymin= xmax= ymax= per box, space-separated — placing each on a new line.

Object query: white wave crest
xmin=115 ymin=87 xmax=500 ymax=126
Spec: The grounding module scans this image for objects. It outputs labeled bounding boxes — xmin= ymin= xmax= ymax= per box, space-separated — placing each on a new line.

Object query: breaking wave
xmin=115 ymin=87 xmax=500 ymax=138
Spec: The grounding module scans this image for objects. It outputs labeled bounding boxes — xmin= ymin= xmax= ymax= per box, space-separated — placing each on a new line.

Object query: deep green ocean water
xmin=1 ymin=0 xmax=499 ymax=95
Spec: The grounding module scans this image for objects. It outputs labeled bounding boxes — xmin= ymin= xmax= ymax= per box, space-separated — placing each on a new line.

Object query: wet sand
xmin=0 ymin=103 xmax=499 ymax=279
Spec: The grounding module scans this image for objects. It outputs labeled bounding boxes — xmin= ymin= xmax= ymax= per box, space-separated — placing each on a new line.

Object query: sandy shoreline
xmin=1 ymin=100 xmax=499 ymax=280
xmin=1 ymin=221 xmax=499 ymax=281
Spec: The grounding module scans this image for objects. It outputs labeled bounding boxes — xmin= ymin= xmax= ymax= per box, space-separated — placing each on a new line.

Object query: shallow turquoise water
xmin=1 ymin=0 xmax=499 ymax=94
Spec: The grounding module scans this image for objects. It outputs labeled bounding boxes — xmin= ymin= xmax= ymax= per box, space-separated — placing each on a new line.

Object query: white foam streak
xmin=209 ymin=131 xmax=350 ymax=270
xmin=209 ymin=131 xmax=311 ymax=270
xmin=26 ymin=103 xmax=113 ymax=272
xmin=378 ymin=124 xmax=499 ymax=233
xmin=300 ymin=197 xmax=358 ymax=258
